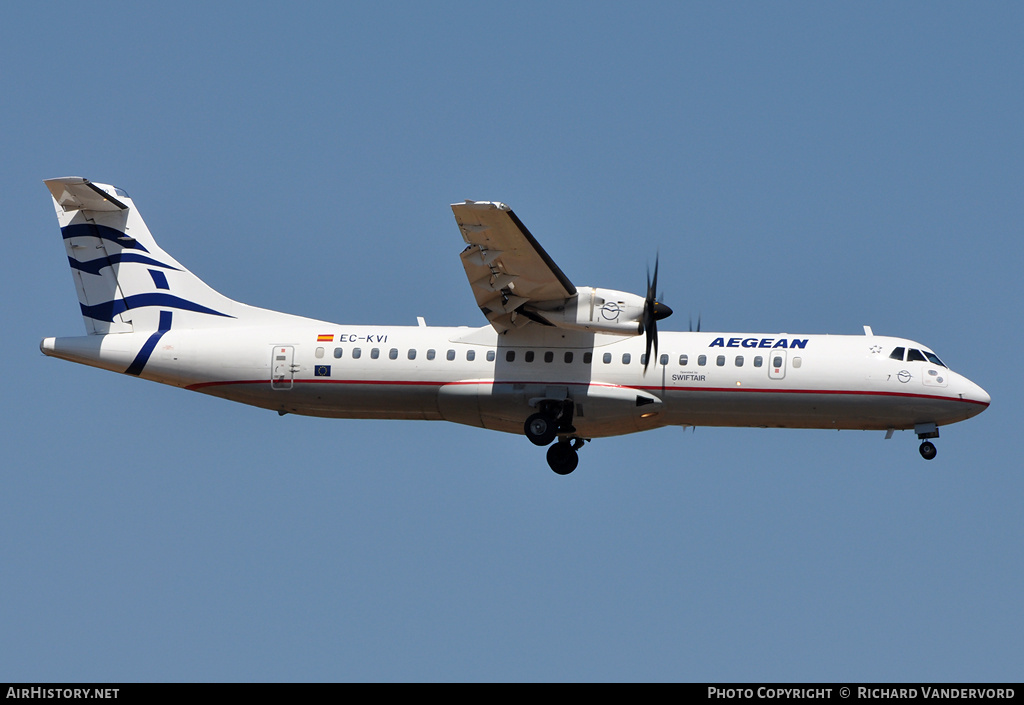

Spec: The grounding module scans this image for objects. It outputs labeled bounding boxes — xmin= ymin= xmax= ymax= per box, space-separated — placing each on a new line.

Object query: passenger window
xmin=716 ymin=355 xmax=725 ymax=367
xmin=603 ymin=352 xmax=612 ymax=364
xmin=446 ymin=349 xmax=455 ymax=361
xmin=679 ymin=354 xmax=688 ymax=366
xmin=698 ymin=355 xmax=707 ymax=366
xmin=583 ymin=352 xmax=592 ymax=364
xmin=467 ymin=350 xmax=476 ymax=361
xmin=427 ymin=349 xmax=436 ymax=360
xmin=640 ymin=354 xmax=647 ymax=366
xmin=754 ymin=356 xmax=763 ymax=367
xmin=315 ymin=347 xmax=325 ymax=359
xmin=389 ymin=348 xmax=398 ymax=360
xmin=564 ymin=352 xmax=573 ymax=363
xmin=371 ymin=348 xmax=380 ymax=359
xmin=352 ymin=347 xmax=362 ymax=359
xmin=890 ymin=347 xmax=905 ymax=361
xmin=622 ymin=353 xmax=631 ymax=364
xmin=660 ymin=354 xmax=669 ymax=366
xmin=735 ymin=356 xmax=743 ymax=367
xmin=793 ymin=357 xmax=802 ymax=368
xmin=486 ymin=350 xmax=495 ymax=362
xmin=544 ymin=351 xmax=553 ymax=363
xmin=334 ymin=347 xmax=343 ymax=359
xmin=773 ymin=355 xmax=783 ymax=368
xmin=907 ymin=349 xmax=927 ymax=363
xmin=506 ymin=350 xmax=515 ymax=362
xmin=526 ymin=351 xmax=535 ymax=363
xmin=408 ymin=349 xmax=416 ymax=360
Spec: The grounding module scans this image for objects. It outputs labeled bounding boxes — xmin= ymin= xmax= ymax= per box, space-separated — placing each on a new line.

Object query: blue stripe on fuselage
xmin=125 ymin=311 xmax=173 ymax=376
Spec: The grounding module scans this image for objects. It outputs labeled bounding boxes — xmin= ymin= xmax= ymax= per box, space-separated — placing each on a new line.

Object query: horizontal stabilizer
xmin=44 ymin=177 xmax=128 ymax=212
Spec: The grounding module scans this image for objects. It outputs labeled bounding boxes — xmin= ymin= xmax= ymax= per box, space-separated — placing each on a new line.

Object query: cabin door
xmin=271 ymin=346 xmax=296 ymax=390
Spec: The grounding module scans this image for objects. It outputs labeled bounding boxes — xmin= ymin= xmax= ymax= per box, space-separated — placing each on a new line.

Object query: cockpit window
xmin=889 ymin=347 xmax=905 ymax=361
xmin=907 ymin=349 xmax=927 ymax=363
xmin=923 ymin=351 xmax=946 ymax=367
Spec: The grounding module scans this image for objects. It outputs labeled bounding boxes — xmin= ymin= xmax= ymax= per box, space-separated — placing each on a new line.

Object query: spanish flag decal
xmin=317 ymin=334 xmax=334 ymax=342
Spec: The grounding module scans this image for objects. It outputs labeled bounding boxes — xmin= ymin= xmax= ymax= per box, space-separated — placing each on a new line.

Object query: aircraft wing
xmin=452 ymin=201 xmax=577 ymax=333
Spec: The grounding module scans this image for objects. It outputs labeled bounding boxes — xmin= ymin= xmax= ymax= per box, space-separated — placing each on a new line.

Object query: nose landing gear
xmin=915 ymin=422 xmax=940 ymax=461
xmin=919 ymin=441 xmax=937 ymax=460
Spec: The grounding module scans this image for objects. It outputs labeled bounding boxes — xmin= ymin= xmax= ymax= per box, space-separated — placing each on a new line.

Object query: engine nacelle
xmin=528 ymin=287 xmax=646 ymax=335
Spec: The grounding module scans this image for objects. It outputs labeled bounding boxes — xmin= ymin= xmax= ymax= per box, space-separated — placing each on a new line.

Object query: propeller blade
xmin=644 ymin=320 xmax=654 ymax=373
xmin=643 ymin=254 xmax=665 ymax=374
xmin=651 ymin=255 xmax=659 ymax=304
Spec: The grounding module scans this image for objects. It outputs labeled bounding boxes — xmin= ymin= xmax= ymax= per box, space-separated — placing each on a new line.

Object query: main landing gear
xmin=547 ymin=438 xmax=585 ymax=475
xmin=524 ymin=401 xmax=586 ymax=475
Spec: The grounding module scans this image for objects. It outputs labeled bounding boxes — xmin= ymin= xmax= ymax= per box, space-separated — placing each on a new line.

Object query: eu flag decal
xmin=314 ymin=365 xmax=331 ymax=377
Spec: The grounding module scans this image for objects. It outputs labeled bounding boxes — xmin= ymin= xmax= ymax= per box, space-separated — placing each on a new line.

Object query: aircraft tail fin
xmin=45 ymin=177 xmax=293 ymax=335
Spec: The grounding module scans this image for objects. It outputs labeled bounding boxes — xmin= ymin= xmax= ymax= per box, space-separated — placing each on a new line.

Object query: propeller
xmin=642 ymin=255 xmax=673 ymax=373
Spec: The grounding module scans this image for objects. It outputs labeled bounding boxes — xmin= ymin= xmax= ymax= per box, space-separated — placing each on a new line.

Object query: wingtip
xmin=451 ymin=200 xmax=510 ymax=211
xmin=43 ymin=176 xmax=88 ymax=186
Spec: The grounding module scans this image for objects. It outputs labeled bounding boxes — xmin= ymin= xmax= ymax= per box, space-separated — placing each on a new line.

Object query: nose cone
xmin=961 ymin=376 xmax=991 ymax=414
xmin=972 ymin=382 xmax=991 ymax=408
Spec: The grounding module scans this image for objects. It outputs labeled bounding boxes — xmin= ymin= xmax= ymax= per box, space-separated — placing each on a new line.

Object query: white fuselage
xmin=41 ymin=323 xmax=991 ymax=439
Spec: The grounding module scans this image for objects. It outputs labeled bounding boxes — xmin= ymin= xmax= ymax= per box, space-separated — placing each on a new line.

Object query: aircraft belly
xmin=663 ymin=389 xmax=974 ymax=430
xmin=195 ymin=379 xmax=443 ymax=420
xmin=437 ymin=380 xmax=670 ymax=438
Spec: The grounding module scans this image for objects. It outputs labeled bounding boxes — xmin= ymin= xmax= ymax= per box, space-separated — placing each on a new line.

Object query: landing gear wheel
xmin=919 ymin=441 xmax=937 ymax=461
xmin=525 ymin=413 xmax=558 ymax=446
xmin=547 ymin=442 xmax=579 ymax=475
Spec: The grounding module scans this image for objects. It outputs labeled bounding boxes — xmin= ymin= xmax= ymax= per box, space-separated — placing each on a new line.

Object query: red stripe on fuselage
xmin=184 ymin=378 xmax=989 ymax=407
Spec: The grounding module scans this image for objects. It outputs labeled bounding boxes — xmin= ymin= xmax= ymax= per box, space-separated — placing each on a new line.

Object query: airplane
xmin=40 ymin=177 xmax=990 ymax=474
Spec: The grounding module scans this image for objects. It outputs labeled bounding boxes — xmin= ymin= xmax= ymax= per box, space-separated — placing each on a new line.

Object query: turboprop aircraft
xmin=40 ymin=177 xmax=990 ymax=474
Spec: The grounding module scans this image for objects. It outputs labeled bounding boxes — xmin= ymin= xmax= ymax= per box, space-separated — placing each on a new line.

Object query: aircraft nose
xmin=974 ymin=383 xmax=991 ymax=407
xmin=963 ymin=377 xmax=991 ymax=409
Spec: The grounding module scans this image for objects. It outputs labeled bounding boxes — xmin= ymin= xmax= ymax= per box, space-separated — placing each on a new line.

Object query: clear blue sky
xmin=2 ymin=2 xmax=1021 ymax=682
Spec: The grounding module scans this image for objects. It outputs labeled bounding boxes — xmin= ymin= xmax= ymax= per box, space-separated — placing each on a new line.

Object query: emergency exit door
xmin=768 ymin=349 xmax=787 ymax=380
